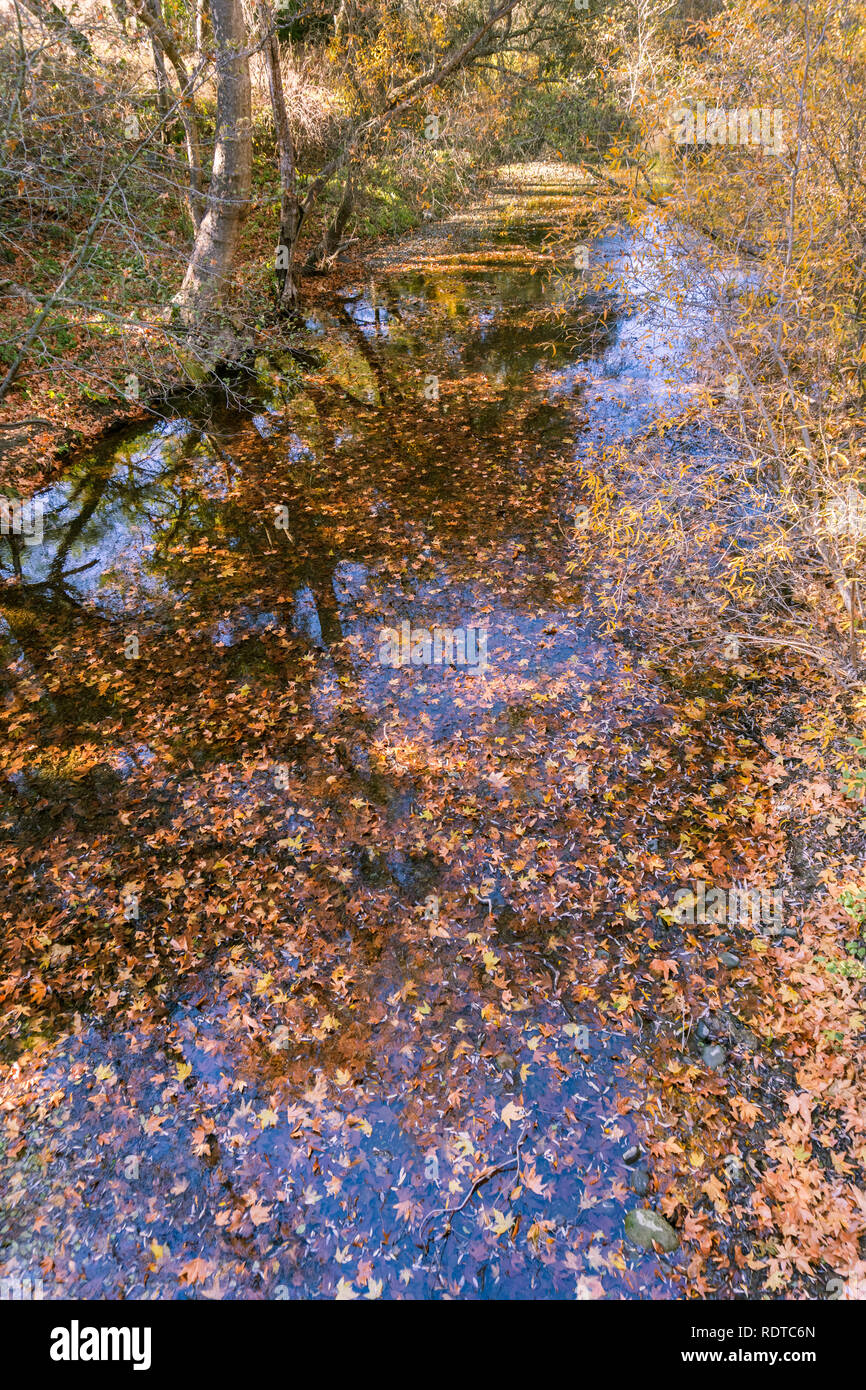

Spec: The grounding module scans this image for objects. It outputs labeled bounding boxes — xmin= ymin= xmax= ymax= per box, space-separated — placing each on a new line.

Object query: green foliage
xmin=843 ymin=737 xmax=866 ymax=800
xmin=839 ymin=882 xmax=866 ymax=962
xmin=840 ymin=882 xmax=866 ymax=925
xmin=275 ymin=0 xmax=335 ymax=43
xmin=502 ymin=78 xmax=631 ymax=160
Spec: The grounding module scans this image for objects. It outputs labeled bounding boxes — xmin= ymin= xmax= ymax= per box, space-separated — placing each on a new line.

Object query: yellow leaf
xmin=490 ymin=1209 xmax=514 ymax=1237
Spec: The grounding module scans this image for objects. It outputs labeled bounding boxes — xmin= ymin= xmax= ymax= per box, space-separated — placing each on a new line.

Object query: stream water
xmin=0 ymin=165 xmax=782 ymax=1299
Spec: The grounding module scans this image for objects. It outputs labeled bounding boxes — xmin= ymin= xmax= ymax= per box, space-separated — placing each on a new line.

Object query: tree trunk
xmin=18 ymin=0 xmax=92 ymax=54
xmin=305 ymin=168 xmax=354 ymax=273
xmin=195 ymin=0 xmax=208 ymax=55
xmin=151 ymin=35 xmax=171 ymax=125
xmin=256 ymin=1 xmax=303 ymax=314
xmin=175 ymin=0 xmax=251 ymax=325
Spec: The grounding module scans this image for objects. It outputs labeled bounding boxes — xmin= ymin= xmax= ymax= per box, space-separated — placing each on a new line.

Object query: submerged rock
xmin=702 ymin=1044 xmax=727 ymax=1069
xmin=624 ymin=1208 xmax=679 ymax=1253
xmin=629 ymin=1166 xmax=650 ymax=1196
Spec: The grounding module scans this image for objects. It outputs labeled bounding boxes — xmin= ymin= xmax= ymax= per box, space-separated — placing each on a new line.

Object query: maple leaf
xmin=179 ymin=1258 xmax=213 ymax=1286
xmin=500 ymin=1101 xmax=526 ymax=1129
xmin=702 ymin=1174 xmax=728 ymax=1210
xmin=489 ymin=1209 xmax=514 ymax=1237
xmin=785 ymin=1092 xmax=814 ymax=1125
xmin=575 ymin=1276 xmax=606 ymax=1299
xmin=649 ymin=958 xmax=679 ymax=980
xmin=730 ymin=1094 xmax=763 ymax=1126
xmin=522 ymin=1163 xmax=549 ymax=1196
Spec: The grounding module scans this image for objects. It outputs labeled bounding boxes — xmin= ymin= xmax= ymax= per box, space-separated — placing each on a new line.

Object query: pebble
xmin=629 ymin=1166 xmax=650 ymax=1196
xmin=720 ymin=951 xmax=740 ymax=967
xmin=624 ymin=1208 xmax=679 ymax=1253
xmin=702 ymin=1044 xmax=727 ymax=1069
xmin=623 ymin=1145 xmax=641 ymax=1165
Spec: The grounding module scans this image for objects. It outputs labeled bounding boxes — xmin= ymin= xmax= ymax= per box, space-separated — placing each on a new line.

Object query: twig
xmin=419 ymin=1123 xmax=531 ymax=1248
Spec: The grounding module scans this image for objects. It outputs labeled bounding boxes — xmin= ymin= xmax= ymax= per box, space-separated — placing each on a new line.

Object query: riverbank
xmin=0 ymin=138 xmax=495 ymax=494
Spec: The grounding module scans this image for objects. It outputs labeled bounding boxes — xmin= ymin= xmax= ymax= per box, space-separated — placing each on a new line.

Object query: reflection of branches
xmin=148 ymin=475 xmax=199 ymax=558
xmin=15 ymin=556 xmax=101 ymax=592
xmin=45 ymin=468 xmax=112 ymax=591
xmin=335 ymin=298 xmax=404 ymax=408
xmin=1 ymin=531 xmax=23 ymax=580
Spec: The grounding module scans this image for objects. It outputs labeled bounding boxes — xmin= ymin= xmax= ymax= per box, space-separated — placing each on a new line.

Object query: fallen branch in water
xmin=418 ymin=1123 xmax=531 ymax=1250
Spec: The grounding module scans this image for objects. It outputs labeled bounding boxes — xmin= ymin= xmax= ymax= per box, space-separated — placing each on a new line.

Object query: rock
xmin=624 ymin=1208 xmax=679 ymax=1253
xmin=484 ymin=885 xmax=509 ymax=918
xmin=720 ymin=951 xmax=740 ymax=967
xmin=623 ymin=1144 xmax=641 ymax=1165
xmin=629 ymin=1166 xmax=650 ymax=1196
xmin=702 ymin=1044 xmax=726 ymax=1069
xmin=725 ymin=1156 xmax=744 ymax=1182
xmin=493 ymin=1052 xmax=517 ymax=1072
xmin=696 ymin=1019 xmax=711 ymax=1041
